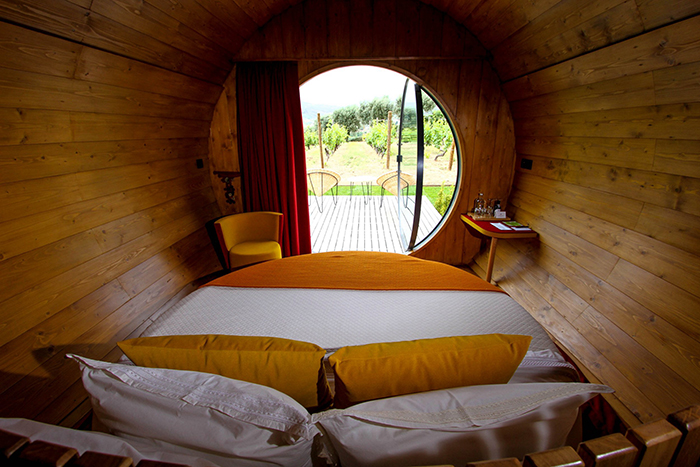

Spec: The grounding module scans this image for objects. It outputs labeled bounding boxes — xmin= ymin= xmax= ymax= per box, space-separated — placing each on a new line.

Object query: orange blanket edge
xmin=204 ymin=252 xmax=503 ymax=293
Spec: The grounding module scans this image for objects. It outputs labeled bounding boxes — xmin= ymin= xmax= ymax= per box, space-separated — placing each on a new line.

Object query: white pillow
xmin=68 ymin=355 xmax=318 ymax=467
xmin=312 ymin=382 xmax=613 ymax=467
xmin=0 ymin=418 xmax=220 ymax=467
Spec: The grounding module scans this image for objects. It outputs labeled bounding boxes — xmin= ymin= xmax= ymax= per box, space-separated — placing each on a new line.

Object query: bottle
xmin=473 ymin=192 xmax=485 ymax=217
xmin=491 ymin=198 xmax=501 ymax=218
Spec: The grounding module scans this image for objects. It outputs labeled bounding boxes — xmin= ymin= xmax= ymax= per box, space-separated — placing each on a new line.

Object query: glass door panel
xmin=413 ymin=89 xmax=459 ymax=248
xmin=397 ymin=81 xmax=459 ymax=251
xmin=396 ymin=79 xmax=421 ymax=250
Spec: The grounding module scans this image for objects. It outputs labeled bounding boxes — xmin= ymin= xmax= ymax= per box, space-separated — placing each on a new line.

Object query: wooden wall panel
xmin=0 ymin=15 xmax=222 ymax=425
xmin=493 ymin=0 xmax=645 ymax=82
xmin=502 ymin=14 xmax=700 ymax=101
xmin=487 ymin=12 xmax=700 ymax=427
xmin=208 ymin=70 xmax=243 ymax=216
xmin=0 ymin=0 xmax=228 ymax=83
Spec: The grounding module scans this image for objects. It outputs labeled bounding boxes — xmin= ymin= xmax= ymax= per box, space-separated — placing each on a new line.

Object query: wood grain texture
xmin=503 ymin=15 xmax=700 ymax=101
xmin=0 ymin=7 xmax=222 ymax=425
xmin=494 ymin=0 xmax=645 ymax=82
xmin=504 ymin=3 xmax=700 ymax=434
xmin=0 ymin=0 xmax=228 ymax=83
xmin=479 ymin=240 xmax=663 ymax=425
xmin=235 ymin=0 xmax=487 ymax=60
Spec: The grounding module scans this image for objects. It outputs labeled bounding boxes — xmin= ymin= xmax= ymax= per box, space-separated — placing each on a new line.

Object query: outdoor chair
xmin=376 ymin=171 xmax=415 ymax=208
xmin=214 ymin=211 xmax=283 ymax=270
xmin=307 ymin=168 xmax=340 ymax=213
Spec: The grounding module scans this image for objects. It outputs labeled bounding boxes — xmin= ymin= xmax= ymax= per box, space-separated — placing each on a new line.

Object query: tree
xmin=393 ymin=96 xmax=417 ymax=137
xmin=359 ymin=96 xmax=393 ymax=126
xmin=332 ymin=105 xmax=361 ymax=134
xmin=392 ymin=93 xmax=437 ymax=129
xmin=422 ymin=93 xmax=436 ymax=114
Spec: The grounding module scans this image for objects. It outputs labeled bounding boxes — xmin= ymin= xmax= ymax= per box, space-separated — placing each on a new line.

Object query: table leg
xmin=362 ymin=181 xmax=370 ymax=204
xmin=486 ymin=237 xmax=498 ymax=283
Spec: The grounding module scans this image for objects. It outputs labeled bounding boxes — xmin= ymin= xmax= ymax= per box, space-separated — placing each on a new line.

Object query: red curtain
xmin=236 ymin=62 xmax=311 ymax=257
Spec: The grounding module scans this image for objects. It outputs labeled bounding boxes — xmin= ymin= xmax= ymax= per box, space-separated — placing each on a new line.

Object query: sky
xmin=300 ymin=65 xmax=410 ymax=107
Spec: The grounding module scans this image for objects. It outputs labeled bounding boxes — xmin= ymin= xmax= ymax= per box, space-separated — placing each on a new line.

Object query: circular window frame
xmin=299 ymin=62 xmax=464 ymax=254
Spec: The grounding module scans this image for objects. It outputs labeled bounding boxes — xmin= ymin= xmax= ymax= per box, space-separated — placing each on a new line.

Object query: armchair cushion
xmin=229 ymin=240 xmax=282 ymax=270
xmin=214 ymin=212 xmax=283 ymax=269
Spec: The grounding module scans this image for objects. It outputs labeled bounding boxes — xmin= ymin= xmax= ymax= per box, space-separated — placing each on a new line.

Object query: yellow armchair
xmin=214 ymin=212 xmax=283 ymax=270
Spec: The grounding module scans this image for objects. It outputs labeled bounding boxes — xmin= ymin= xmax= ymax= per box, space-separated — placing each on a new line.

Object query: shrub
xmin=322 ymin=121 xmax=349 ymax=157
xmin=434 ymin=183 xmax=454 ymax=215
xmin=304 ymin=125 xmax=319 ymax=149
xmin=363 ymin=119 xmax=397 ymax=157
xmin=424 ymin=112 xmax=453 ymax=152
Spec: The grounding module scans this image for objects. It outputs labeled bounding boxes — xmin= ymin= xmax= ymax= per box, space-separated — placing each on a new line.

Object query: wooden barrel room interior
xmin=0 ymin=0 xmax=698 ymax=433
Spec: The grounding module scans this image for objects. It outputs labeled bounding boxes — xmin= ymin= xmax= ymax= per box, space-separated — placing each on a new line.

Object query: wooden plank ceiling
xmin=0 ymin=0 xmax=698 ymax=430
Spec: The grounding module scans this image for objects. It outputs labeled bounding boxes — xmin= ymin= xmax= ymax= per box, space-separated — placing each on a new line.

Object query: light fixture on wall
xmin=213 ymin=171 xmax=241 ymax=204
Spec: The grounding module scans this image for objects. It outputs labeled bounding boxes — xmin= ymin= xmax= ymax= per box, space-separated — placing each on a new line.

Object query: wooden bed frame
xmin=2 ymin=404 xmax=697 ymax=467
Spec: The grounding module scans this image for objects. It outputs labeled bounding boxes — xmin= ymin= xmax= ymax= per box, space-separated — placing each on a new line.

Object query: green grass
xmin=306 ymin=141 xmax=458 ymax=187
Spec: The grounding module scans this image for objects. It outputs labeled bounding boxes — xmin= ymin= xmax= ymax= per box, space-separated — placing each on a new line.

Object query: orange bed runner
xmin=204 ymin=251 xmax=503 ymax=293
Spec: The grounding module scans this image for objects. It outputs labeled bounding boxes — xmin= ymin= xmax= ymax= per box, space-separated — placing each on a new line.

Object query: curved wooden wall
xmin=210 ymin=0 xmax=517 ymax=265
xmin=470 ymin=7 xmax=700 ymax=427
xmin=0 ymin=6 xmax=225 ymax=424
xmin=0 ymin=0 xmax=698 ymax=434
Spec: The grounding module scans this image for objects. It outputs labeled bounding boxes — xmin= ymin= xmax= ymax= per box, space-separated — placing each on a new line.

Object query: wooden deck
xmin=308 ymin=194 xmax=443 ymax=254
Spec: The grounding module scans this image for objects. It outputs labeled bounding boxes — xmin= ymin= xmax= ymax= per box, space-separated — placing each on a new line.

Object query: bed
xmin=5 ymin=252 xmax=617 ymax=467
xmin=138 ymin=251 xmax=579 ymax=384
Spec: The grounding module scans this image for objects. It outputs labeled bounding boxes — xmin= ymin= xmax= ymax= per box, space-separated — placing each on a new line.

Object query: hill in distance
xmin=301 ymin=101 xmax=341 ymax=125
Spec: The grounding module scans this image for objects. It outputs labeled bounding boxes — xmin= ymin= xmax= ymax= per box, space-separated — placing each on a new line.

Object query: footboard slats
xmin=666 ymin=405 xmax=700 ymax=467
xmin=625 ymin=419 xmax=682 ymax=467
xmin=577 ymin=433 xmax=637 ymax=467
xmin=16 ymin=440 xmax=78 ymax=466
xmin=466 ymin=459 xmax=521 ymax=466
xmin=0 ymin=430 xmax=28 ymax=461
xmin=71 ymin=451 xmax=133 ymax=467
xmin=0 ymin=429 xmax=190 ymax=467
xmin=522 ymin=446 xmax=584 ymax=467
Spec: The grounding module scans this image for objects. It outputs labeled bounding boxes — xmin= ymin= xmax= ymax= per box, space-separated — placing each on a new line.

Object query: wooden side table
xmin=461 ymin=214 xmax=537 ymax=283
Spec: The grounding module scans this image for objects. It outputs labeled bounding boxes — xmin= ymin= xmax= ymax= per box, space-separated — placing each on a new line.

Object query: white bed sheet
xmin=138 ymin=286 xmax=578 ymax=382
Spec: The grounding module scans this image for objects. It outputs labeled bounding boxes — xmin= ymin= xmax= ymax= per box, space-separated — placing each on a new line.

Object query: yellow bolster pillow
xmin=118 ymin=334 xmax=330 ymax=410
xmin=329 ymin=334 xmax=532 ymax=408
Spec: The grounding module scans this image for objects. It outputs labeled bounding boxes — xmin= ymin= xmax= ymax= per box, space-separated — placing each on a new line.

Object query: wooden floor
xmin=308 ymin=194 xmax=443 ymax=254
